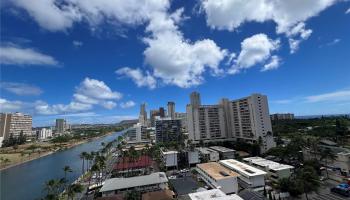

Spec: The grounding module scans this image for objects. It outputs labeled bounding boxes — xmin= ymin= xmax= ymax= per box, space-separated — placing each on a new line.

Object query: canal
xmin=0 ymin=131 xmax=124 ymax=200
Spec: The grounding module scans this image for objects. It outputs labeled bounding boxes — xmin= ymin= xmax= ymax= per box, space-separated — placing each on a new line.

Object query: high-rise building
xmin=126 ymin=123 xmax=148 ymax=143
xmin=39 ymin=128 xmax=53 ymax=140
xmin=0 ymin=113 xmax=32 ymax=147
xmin=139 ymin=103 xmax=148 ymax=126
xmin=175 ymin=112 xmax=188 ymax=132
xmin=190 ymin=92 xmax=201 ymax=108
xmin=155 ymin=118 xmax=182 ymax=143
xmin=167 ymin=102 xmax=175 ymax=119
xmin=159 ymin=107 xmax=165 ymax=118
xmin=55 ymin=119 xmax=66 ymax=134
xmin=187 ymin=92 xmax=276 ymax=153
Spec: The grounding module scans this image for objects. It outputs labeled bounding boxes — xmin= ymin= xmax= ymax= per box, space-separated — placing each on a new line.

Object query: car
xmin=168 ymin=175 xmax=177 ymax=179
xmin=331 ymin=187 xmax=350 ymax=197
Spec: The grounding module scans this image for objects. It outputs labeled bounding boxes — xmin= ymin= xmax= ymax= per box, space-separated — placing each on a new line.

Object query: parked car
xmin=331 ymin=186 xmax=350 ymax=197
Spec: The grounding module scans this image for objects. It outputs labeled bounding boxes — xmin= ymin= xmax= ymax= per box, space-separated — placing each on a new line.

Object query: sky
xmin=0 ymin=0 xmax=350 ymax=127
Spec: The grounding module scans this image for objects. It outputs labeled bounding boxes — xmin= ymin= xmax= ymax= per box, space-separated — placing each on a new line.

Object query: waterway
xmin=0 ymin=131 xmax=124 ymax=200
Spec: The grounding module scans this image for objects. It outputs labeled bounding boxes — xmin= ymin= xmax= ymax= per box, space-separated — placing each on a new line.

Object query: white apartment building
xmin=126 ymin=123 xmax=148 ymax=144
xmin=187 ymin=92 xmax=276 ymax=153
xmin=0 ymin=113 xmax=32 ymax=146
xmin=188 ymin=149 xmax=200 ymax=165
xmin=196 ymin=162 xmax=239 ymax=194
xmin=219 ymin=159 xmax=266 ymax=189
xmin=161 ymin=149 xmax=178 ymax=168
xmin=39 ymin=128 xmax=53 ymax=140
xmin=209 ymin=146 xmax=236 ymax=159
xmin=99 ymin=172 xmax=168 ymax=197
xmin=188 ymin=189 xmax=243 ymax=200
xmin=196 ymin=147 xmax=220 ymax=162
xmin=243 ymin=157 xmax=294 ymax=182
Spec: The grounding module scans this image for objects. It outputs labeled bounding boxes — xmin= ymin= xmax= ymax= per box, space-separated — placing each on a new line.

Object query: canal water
xmin=0 ymin=131 xmax=123 ymax=200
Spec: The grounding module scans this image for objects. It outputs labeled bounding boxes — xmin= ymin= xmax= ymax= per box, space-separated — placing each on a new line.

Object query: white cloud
xmin=116 ymin=67 xmax=157 ymax=89
xmin=346 ymin=8 xmax=350 ymax=14
xmin=229 ymin=34 xmax=280 ymax=74
xmin=272 ymin=99 xmax=293 ymax=104
xmin=0 ymin=98 xmax=24 ymax=112
xmin=0 ymin=45 xmax=58 ymax=66
xmin=305 ymin=89 xmax=350 ymax=103
xmin=0 ymin=82 xmax=43 ymax=96
xmin=143 ymin=8 xmax=227 ymax=88
xmin=200 ymin=0 xmax=339 ymax=52
xmin=0 ymin=78 xmax=123 ymax=115
xmin=120 ymin=101 xmax=136 ymax=109
xmin=262 ymin=56 xmax=281 ymax=71
xmin=73 ymin=40 xmax=83 ymax=47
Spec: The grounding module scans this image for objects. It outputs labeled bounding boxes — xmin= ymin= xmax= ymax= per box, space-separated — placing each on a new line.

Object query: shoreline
xmin=0 ymin=131 xmax=116 ymax=171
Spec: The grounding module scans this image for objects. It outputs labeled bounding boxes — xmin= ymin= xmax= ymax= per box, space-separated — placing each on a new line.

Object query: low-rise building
xmin=187 ymin=189 xmax=243 ymax=200
xmin=209 ymin=146 xmax=236 ymax=159
xmin=99 ymin=172 xmax=168 ymax=197
xmin=39 ymin=128 xmax=53 ymax=140
xmin=243 ymin=157 xmax=294 ymax=182
xmin=161 ymin=149 xmax=178 ymax=168
xmin=187 ymin=149 xmax=200 ymax=166
xmin=219 ymin=159 xmax=266 ymax=189
xmin=196 ymin=162 xmax=239 ymax=194
xmin=270 ymin=113 xmax=294 ymax=121
xmin=196 ymin=147 xmax=220 ymax=162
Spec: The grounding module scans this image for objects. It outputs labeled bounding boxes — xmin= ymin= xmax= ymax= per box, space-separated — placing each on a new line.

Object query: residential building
xmin=39 ymin=128 xmax=53 ymax=140
xmin=196 ymin=147 xmax=220 ymax=162
xmin=155 ymin=118 xmax=182 ymax=143
xmin=125 ymin=123 xmax=149 ymax=144
xmin=187 ymin=189 xmax=243 ymax=200
xmin=196 ymin=162 xmax=239 ymax=194
xmin=161 ymin=149 xmax=178 ymax=168
xmin=175 ymin=112 xmax=188 ymax=132
xmin=99 ymin=172 xmax=168 ymax=197
xmin=0 ymin=113 xmax=32 ymax=147
xmin=167 ymin=102 xmax=175 ymax=119
xmin=187 ymin=92 xmax=276 ymax=153
xmin=219 ymin=159 xmax=266 ymax=188
xmin=243 ymin=157 xmax=294 ymax=182
xmin=187 ymin=149 xmax=200 ymax=165
xmin=55 ymin=119 xmax=67 ymax=134
xmin=139 ymin=103 xmax=148 ymax=126
xmin=270 ymin=113 xmax=295 ymax=121
xmin=209 ymin=146 xmax=236 ymax=159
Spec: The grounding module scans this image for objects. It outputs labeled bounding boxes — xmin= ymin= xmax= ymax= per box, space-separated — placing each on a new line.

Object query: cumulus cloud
xmin=262 ymin=56 xmax=281 ymax=71
xmin=229 ymin=34 xmax=280 ymax=74
xmin=0 ymin=82 xmax=43 ymax=96
xmin=120 ymin=101 xmax=136 ymax=109
xmin=0 ymin=45 xmax=58 ymax=66
xmin=116 ymin=67 xmax=157 ymax=89
xmin=346 ymin=8 xmax=350 ymax=14
xmin=0 ymin=78 xmax=124 ymax=115
xmin=200 ymin=0 xmax=339 ymax=52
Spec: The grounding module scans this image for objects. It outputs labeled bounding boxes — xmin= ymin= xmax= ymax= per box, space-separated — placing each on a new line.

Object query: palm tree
xmin=320 ymin=148 xmax=336 ymax=178
xmin=79 ymin=151 xmax=88 ymax=174
xmin=67 ymin=183 xmax=84 ymax=200
xmin=63 ymin=165 xmax=73 ymax=185
xmin=44 ymin=179 xmax=62 ymax=199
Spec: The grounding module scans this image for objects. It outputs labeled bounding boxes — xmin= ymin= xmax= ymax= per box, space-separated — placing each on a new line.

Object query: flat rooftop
xmin=243 ymin=157 xmax=294 ymax=171
xmin=209 ymin=146 xmax=236 ymax=153
xmin=219 ymin=159 xmax=266 ymax=177
xmin=197 ymin=162 xmax=239 ymax=180
xmin=188 ymin=189 xmax=243 ymax=200
xmin=196 ymin=147 xmax=219 ymax=154
xmin=100 ymin=172 xmax=168 ymax=193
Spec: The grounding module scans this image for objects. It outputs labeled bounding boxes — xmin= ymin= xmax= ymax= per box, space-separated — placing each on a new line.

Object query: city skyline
xmin=1 ymin=0 xmax=350 ymax=126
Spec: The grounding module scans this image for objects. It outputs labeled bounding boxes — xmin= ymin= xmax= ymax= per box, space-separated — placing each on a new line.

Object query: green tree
xmin=67 ymin=183 xmax=84 ymax=200
xmin=320 ymin=148 xmax=336 ymax=178
xmin=79 ymin=152 xmax=88 ymax=173
xmin=296 ymin=166 xmax=320 ymax=200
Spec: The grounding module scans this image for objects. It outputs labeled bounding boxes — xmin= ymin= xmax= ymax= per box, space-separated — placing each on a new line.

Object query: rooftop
xmin=196 ymin=147 xmax=219 ymax=154
xmin=219 ymin=159 xmax=266 ymax=177
xmin=100 ymin=172 xmax=168 ymax=193
xmin=142 ymin=189 xmax=175 ymax=200
xmin=243 ymin=157 xmax=294 ymax=171
xmin=188 ymin=189 xmax=243 ymax=200
xmin=209 ymin=146 xmax=236 ymax=153
xmin=114 ymin=155 xmax=152 ymax=171
xmin=197 ymin=162 xmax=239 ymax=180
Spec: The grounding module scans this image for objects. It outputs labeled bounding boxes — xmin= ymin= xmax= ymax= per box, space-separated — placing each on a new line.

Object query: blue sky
xmin=1 ymin=0 xmax=350 ymax=126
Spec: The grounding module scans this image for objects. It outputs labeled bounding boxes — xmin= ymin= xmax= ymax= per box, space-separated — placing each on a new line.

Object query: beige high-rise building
xmin=187 ymin=92 xmax=276 ymax=153
xmin=139 ymin=103 xmax=148 ymax=126
xmin=167 ymin=102 xmax=175 ymax=119
xmin=0 ymin=113 xmax=32 ymax=147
